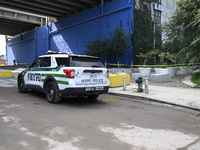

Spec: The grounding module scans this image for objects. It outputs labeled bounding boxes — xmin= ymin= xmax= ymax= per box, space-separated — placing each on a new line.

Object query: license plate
xmin=86 ymin=87 xmax=95 ymax=91
xmin=85 ymin=87 xmax=104 ymax=91
xmin=95 ymin=87 xmax=104 ymax=90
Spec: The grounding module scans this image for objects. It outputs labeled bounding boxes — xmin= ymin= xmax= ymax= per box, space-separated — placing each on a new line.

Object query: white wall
xmin=0 ymin=35 xmax=6 ymax=55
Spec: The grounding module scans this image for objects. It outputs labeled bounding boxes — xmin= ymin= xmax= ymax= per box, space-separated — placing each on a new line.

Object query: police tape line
xmin=0 ymin=63 xmax=27 ymax=66
xmin=107 ymin=62 xmax=200 ymax=67
xmin=1 ymin=62 xmax=200 ymax=67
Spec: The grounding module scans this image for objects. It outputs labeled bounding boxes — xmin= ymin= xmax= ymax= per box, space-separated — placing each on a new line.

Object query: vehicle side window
xmin=30 ymin=58 xmax=41 ymax=68
xmin=55 ymin=58 xmax=70 ymax=67
xmin=40 ymin=57 xmax=51 ymax=67
xmin=29 ymin=57 xmax=50 ymax=68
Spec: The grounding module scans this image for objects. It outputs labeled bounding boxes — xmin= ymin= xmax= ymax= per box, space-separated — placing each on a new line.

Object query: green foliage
xmin=110 ymin=27 xmax=130 ymax=60
xmin=191 ymin=72 xmax=200 ymax=85
xmin=85 ymin=38 xmax=112 ymax=61
xmin=131 ymin=1 xmax=154 ymax=65
xmin=85 ymin=26 xmax=130 ymax=62
xmin=136 ymin=50 xmax=159 ymax=65
xmin=161 ymin=41 xmax=181 ymax=54
xmin=136 ymin=50 xmax=177 ymax=66
xmin=162 ymin=0 xmax=200 ymax=63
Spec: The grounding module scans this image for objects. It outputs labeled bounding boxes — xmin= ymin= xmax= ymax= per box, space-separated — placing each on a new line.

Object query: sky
xmin=0 ymin=35 xmax=6 ymax=55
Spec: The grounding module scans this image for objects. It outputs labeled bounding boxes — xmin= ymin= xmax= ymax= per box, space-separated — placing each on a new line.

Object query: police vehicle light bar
xmin=46 ymin=50 xmax=69 ymax=54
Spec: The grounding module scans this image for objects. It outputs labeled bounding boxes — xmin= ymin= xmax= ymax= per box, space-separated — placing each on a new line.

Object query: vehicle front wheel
xmin=46 ymin=81 xmax=61 ymax=103
xmin=18 ymin=77 xmax=28 ymax=93
xmin=87 ymin=95 xmax=99 ymax=100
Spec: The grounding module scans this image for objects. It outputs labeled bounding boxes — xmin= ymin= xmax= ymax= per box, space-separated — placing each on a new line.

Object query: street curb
xmin=107 ymin=92 xmax=200 ymax=112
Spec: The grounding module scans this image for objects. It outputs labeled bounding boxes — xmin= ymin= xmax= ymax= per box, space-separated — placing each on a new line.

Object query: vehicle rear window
xmin=71 ymin=56 xmax=105 ymax=67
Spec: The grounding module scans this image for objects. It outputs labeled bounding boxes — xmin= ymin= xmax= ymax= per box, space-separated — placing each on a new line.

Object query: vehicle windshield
xmin=71 ymin=56 xmax=105 ymax=67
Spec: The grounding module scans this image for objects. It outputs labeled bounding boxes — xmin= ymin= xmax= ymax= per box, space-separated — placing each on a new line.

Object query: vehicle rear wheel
xmin=18 ymin=77 xmax=28 ymax=93
xmin=46 ymin=81 xmax=61 ymax=103
xmin=87 ymin=95 xmax=99 ymax=99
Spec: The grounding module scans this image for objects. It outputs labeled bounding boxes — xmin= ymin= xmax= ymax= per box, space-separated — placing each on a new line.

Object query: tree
xmin=110 ymin=26 xmax=130 ymax=61
xmin=162 ymin=0 xmax=200 ymax=63
xmin=85 ymin=26 xmax=130 ymax=63
xmin=131 ymin=0 xmax=154 ymax=65
xmin=85 ymin=38 xmax=112 ymax=62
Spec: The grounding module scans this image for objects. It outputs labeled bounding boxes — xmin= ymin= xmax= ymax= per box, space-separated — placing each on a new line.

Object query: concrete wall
xmin=7 ymin=31 xmax=36 ymax=64
xmin=6 ymin=0 xmax=134 ymax=66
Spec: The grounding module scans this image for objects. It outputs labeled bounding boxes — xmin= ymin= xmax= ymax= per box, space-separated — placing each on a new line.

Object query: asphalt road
xmin=0 ymin=84 xmax=200 ymax=150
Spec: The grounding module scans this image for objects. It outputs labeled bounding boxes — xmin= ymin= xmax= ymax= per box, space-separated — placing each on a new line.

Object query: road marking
xmin=7 ymin=78 xmax=17 ymax=82
xmin=0 ymin=78 xmax=17 ymax=87
xmin=18 ymin=141 xmax=29 ymax=147
xmin=101 ymin=99 xmax=119 ymax=102
xmin=49 ymin=127 xmax=65 ymax=137
xmin=100 ymin=123 xmax=199 ymax=150
xmin=0 ymin=80 xmax=9 ymax=83
xmin=1 ymin=113 xmax=83 ymax=150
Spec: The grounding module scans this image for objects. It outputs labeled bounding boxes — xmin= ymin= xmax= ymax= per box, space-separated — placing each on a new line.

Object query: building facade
xmin=135 ymin=0 xmax=177 ymax=48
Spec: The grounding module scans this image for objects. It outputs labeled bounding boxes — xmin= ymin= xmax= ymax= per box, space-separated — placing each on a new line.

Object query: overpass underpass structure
xmin=0 ymin=0 xmax=112 ymax=36
xmin=0 ymin=7 xmax=46 ymax=36
xmin=3 ymin=0 xmax=135 ymax=66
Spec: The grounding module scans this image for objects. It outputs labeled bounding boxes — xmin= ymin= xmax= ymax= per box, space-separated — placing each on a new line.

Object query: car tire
xmin=18 ymin=77 xmax=28 ymax=93
xmin=46 ymin=81 xmax=61 ymax=103
xmin=87 ymin=95 xmax=99 ymax=99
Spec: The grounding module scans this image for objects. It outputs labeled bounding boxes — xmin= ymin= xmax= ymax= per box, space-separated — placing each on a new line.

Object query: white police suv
xmin=17 ymin=51 xmax=109 ymax=103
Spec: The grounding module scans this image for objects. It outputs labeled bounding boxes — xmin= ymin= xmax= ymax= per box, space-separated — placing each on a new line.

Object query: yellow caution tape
xmin=107 ymin=62 xmax=200 ymax=68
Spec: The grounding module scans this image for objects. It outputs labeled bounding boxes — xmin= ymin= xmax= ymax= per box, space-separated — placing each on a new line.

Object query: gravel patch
xmin=149 ymin=74 xmax=191 ymax=88
xmin=132 ymin=74 xmax=191 ymax=88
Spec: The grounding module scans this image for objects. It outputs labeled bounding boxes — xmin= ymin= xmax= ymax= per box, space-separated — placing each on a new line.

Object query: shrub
xmin=191 ymin=72 xmax=200 ymax=85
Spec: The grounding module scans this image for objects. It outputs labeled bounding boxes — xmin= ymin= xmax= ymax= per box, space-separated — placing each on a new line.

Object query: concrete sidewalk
xmin=108 ymin=79 xmax=200 ymax=111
